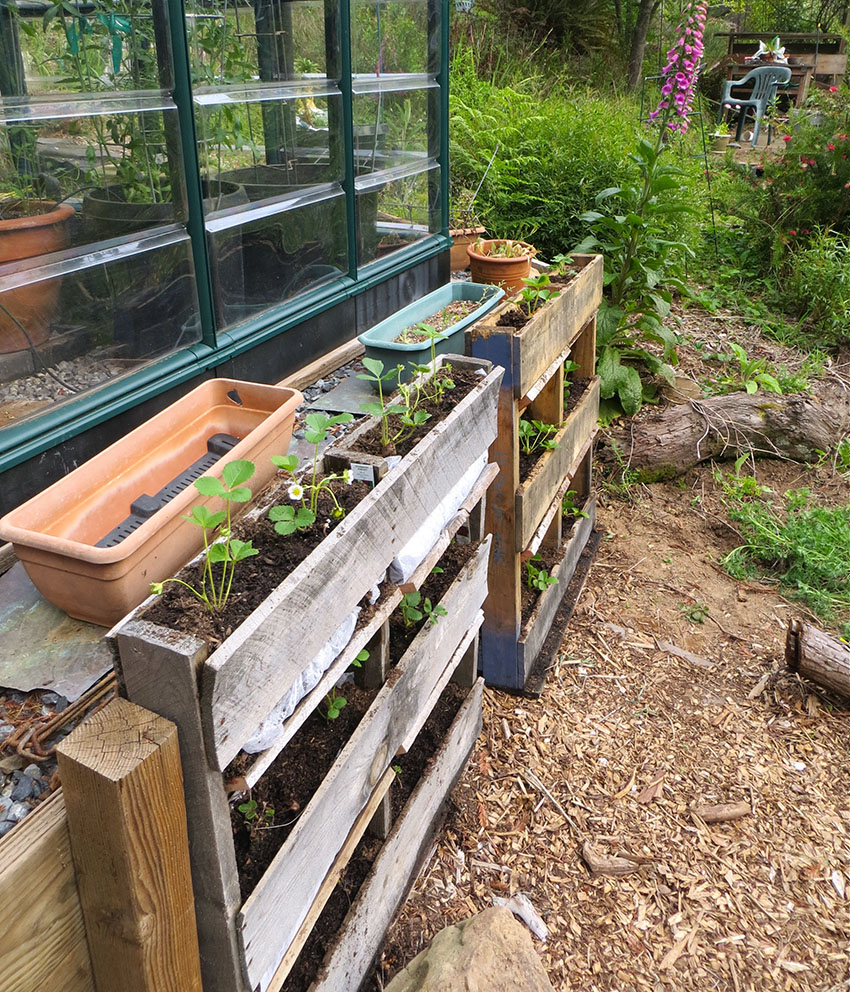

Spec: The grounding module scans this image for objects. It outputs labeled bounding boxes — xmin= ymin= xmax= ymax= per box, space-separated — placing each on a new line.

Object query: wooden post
xmin=56 ymin=697 xmax=202 ymax=992
xmin=571 ymin=315 xmax=597 ymax=379
xmin=113 ymin=622 xmax=248 ymax=992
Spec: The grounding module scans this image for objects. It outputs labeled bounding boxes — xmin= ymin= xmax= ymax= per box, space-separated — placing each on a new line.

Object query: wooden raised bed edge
xmin=516 ymin=376 xmax=600 ymax=552
xmin=466 ymin=254 xmax=603 ymax=400
xmin=311 ymin=678 xmax=485 ymax=992
xmin=519 ymin=495 xmax=597 ymax=675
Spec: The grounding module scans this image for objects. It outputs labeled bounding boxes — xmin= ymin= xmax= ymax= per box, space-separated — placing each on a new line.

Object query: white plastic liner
xmin=388 ymin=450 xmax=488 ymax=584
xmin=243 ymin=606 xmax=360 ymax=753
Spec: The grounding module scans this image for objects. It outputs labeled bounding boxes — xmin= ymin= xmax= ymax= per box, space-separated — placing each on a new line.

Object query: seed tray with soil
xmin=393 ymin=300 xmax=481 ymax=343
xmin=279 ymin=682 xmax=469 ymax=992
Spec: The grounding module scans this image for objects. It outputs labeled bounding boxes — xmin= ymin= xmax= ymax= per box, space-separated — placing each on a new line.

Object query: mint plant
xmin=525 ymin=554 xmax=558 ymax=592
xmin=150 ymin=459 xmax=258 ymax=612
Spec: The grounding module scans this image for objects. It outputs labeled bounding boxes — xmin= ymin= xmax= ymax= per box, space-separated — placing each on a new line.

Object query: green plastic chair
xmin=718 ymin=65 xmax=792 ymax=146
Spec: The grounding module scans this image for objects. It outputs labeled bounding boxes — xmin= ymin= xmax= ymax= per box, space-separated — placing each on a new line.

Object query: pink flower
xmin=830 ymin=86 xmax=838 ymax=92
xmin=651 ymin=1 xmax=707 ymax=133
xmin=789 ymin=230 xmax=797 ymax=235
xmin=828 ymin=143 xmax=836 ymax=150
xmin=783 ymin=135 xmax=792 ymax=142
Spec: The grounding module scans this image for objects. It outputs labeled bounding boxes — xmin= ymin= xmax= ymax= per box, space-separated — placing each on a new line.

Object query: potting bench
xmin=467 ymin=255 xmax=603 ymax=692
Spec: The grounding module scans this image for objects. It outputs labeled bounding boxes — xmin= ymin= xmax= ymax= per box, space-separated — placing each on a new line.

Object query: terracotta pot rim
xmin=0 ymin=200 xmax=74 ymax=233
xmin=466 ymin=238 xmax=536 ymax=263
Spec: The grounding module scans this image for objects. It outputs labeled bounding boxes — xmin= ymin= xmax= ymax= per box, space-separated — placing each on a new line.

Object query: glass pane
xmin=207 ymin=189 xmax=347 ymax=322
xmin=0 ymin=233 xmax=201 ymax=435
xmin=352 ymin=85 xmax=433 ymax=177
xmin=356 ymin=164 xmax=439 ymax=265
xmin=0 ymin=0 xmax=199 ymax=432
xmin=351 ymin=0 xmax=432 ymax=77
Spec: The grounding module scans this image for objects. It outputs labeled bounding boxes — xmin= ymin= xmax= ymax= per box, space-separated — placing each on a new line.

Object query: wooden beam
xmin=56 ymin=697 xmax=202 ymax=992
xmin=0 ymin=541 xmax=15 ymax=577
xmin=112 ymin=624 xmax=247 ymax=992
xmin=786 ymin=619 xmax=850 ymax=698
xmin=0 ymin=791 xmax=94 ymax=992
xmin=277 ymin=338 xmax=364 ymax=392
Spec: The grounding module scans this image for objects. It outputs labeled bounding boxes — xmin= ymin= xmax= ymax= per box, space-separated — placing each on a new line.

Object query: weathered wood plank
xmin=519 ymin=497 xmax=596 ymax=678
xmin=310 ymin=679 xmax=485 ymax=992
xmin=113 ymin=623 xmax=247 ymax=992
xmin=516 ymin=377 xmax=600 ymax=552
xmin=238 ymin=537 xmax=491 ymax=988
xmin=0 ymin=791 xmax=95 ymax=992
xmin=203 ymin=362 xmax=502 ymax=770
xmin=277 ymin=338 xmax=364 ymax=393
xmin=56 ymin=698 xmax=202 ymax=992
xmin=519 ymin=345 xmax=569 ymax=413
xmin=243 ymin=462 xmax=496 ymax=787
xmin=468 ymin=254 xmax=602 ymax=399
xmin=264 ymin=768 xmax=395 ymax=992
xmin=0 ymin=541 xmax=15 ymax=577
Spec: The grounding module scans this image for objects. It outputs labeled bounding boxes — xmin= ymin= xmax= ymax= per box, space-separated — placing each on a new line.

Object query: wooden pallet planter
xmin=468 ymin=254 xmax=602 ymax=691
xmin=311 ymin=677 xmax=485 ymax=992
xmin=111 ymin=356 xmax=502 ymax=992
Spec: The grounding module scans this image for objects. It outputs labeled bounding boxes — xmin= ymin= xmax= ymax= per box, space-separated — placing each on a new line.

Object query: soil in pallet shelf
xmin=142 ymin=478 xmax=372 ymax=648
xmin=388 ymin=541 xmax=478 ymax=662
xmin=518 ymin=377 xmax=592 ymax=481
xmin=349 ymin=367 xmax=481 ymax=458
xmin=520 ymin=514 xmax=582 ymax=628
xmin=280 ymin=681 xmax=470 ymax=992
xmin=494 ymin=271 xmax=579 ymax=331
xmin=393 ymin=300 xmax=481 ymax=343
xmin=226 ymin=681 xmax=378 ymax=899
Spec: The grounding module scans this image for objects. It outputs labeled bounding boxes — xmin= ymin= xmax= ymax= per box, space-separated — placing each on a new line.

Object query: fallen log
xmin=786 ymin=619 xmax=850 ymax=699
xmin=603 ymin=392 xmax=848 ymax=480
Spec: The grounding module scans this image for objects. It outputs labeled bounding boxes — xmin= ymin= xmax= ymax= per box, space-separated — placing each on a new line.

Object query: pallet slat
xmin=516 ymin=377 xmax=600 ymax=552
xmin=310 ymin=678 xmax=485 ymax=992
xmin=238 ymin=538 xmax=492 ymax=988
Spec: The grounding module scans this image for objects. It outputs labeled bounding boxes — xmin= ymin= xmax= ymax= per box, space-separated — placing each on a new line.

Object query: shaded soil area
xmin=142 ymin=478 xmax=371 ymax=648
xmin=228 ymin=682 xmax=377 ymax=900
xmin=351 ymin=367 xmax=482 ymax=458
xmin=518 ymin=377 xmax=592 ymax=480
xmin=388 ymin=542 xmax=478 ymax=662
xmin=371 ymin=304 xmax=850 ymax=991
xmin=520 ymin=548 xmax=557 ymax=627
xmin=281 ymin=682 xmax=469 ymax=992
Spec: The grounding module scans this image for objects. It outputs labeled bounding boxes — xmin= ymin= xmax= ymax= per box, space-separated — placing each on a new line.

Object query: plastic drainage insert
xmin=96 ymin=433 xmax=240 ymax=548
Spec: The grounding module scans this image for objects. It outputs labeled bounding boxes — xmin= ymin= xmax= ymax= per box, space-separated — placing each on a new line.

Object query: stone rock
xmin=384 ymin=907 xmax=554 ymax=992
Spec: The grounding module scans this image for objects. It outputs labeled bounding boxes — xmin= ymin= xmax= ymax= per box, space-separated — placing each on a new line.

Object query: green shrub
xmin=785 ymin=229 xmax=850 ymax=345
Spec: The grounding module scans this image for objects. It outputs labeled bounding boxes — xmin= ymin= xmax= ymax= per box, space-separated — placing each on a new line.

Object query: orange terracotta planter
xmin=0 ymin=379 xmax=302 ymax=626
xmin=0 ymin=201 xmax=74 ymax=353
xmin=467 ymin=239 xmax=535 ymax=293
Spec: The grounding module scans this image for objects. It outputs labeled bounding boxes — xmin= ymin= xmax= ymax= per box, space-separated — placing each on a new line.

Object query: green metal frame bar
xmin=0 ymin=0 xmax=451 ymax=476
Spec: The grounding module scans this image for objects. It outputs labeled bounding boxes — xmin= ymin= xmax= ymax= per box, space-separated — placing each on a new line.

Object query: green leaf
xmin=222 ymin=459 xmax=255 ymax=489
xmin=271 ymin=455 xmax=299 ymax=473
xmin=359 ymin=401 xmax=385 ymax=418
xmin=208 ymin=543 xmax=228 ymax=563
xmin=230 ymin=539 xmax=259 ymax=562
xmin=745 ymin=380 xmax=758 ymax=394
xmin=194 ymin=476 xmax=226 ymax=498
xmin=361 ymin=357 xmax=386 ymax=379
xmin=222 ymin=486 xmax=252 ymax=504
xmin=183 ymin=505 xmax=226 ymax=530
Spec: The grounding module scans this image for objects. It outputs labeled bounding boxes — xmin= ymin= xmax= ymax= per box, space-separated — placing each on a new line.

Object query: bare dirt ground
xmin=372 ymin=308 xmax=850 ymax=990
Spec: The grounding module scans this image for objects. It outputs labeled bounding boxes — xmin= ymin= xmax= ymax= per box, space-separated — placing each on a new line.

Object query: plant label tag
xmin=349 ymin=462 xmax=376 ymax=484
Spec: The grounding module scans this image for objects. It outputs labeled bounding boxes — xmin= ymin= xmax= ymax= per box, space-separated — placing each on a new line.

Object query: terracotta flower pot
xmin=467 ymin=239 xmax=535 ymax=293
xmin=0 ymin=378 xmax=302 ymax=626
xmin=0 ymin=200 xmax=74 ymax=354
xmin=449 ymin=225 xmax=486 ymax=270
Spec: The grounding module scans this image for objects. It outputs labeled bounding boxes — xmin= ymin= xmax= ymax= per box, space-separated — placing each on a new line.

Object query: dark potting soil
xmin=387 ymin=541 xmax=478 ymax=663
xmin=350 ymin=367 xmax=481 ymax=458
xmin=280 ymin=682 xmax=468 ymax=992
xmin=496 ymin=306 xmax=528 ymax=329
xmin=517 ymin=377 xmax=593 ymax=481
xmin=520 ymin=548 xmax=557 ymax=628
xmin=227 ymin=681 xmax=378 ymax=900
xmin=142 ymin=477 xmax=372 ymax=649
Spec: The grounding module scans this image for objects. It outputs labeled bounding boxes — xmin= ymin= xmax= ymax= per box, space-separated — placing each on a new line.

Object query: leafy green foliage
xmin=150 ymin=459 xmax=258 ymax=613
xmin=399 ymin=590 xmax=447 ymax=628
xmin=525 ymin=554 xmax=558 ymax=592
xmin=720 ymin=473 xmax=850 ymax=632
xmin=324 ymin=688 xmax=347 ymax=720
xmin=518 ymin=418 xmax=561 ymax=456
xmin=519 ymin=272 xmax=560 ymax=316
xmin=702 ymin=342 xmax=782 ymax=396
xmin=561 ymin=490 xmax=589 ymax=520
